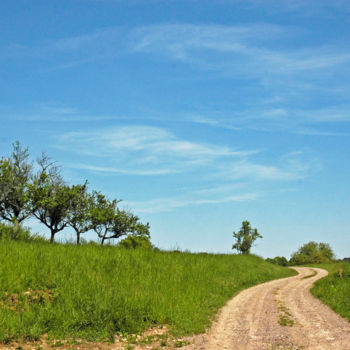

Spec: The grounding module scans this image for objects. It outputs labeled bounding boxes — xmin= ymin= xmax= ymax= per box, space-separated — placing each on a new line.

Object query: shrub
xmin=266 ymin=256 xmax=289 ymax=266
xmin=0 ymin=222 xmax=46 ymax=243
xmin=117 ymin=234 xmax=153 ymax=249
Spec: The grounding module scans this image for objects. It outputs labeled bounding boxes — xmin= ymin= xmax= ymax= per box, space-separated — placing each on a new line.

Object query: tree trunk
xmin=50 ymin=230 xmax=55 ymax=243
xmin=101 ymin=236 xmax=106 ymax=246
xmin=76 ymin=232 xmax=80 ymax=245
xmin=12 ymin=220 xmax=19 ymax=240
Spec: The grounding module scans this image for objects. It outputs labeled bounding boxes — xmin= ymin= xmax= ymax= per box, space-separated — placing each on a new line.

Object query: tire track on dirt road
xmin=184 ymin=267 xmax=350 ymax=350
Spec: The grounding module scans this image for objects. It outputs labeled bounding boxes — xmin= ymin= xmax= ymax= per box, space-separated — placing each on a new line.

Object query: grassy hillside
xmin=310 ymin=262 xmax=350 ymax=322
xmin=0 ymin=241 xmax=294 ymax=343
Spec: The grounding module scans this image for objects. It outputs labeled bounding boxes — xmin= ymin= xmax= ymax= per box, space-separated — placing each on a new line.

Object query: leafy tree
xmin=0 ymin=141 xmax=33 ymax=226
xmin=104 ymin=209 xmax=150 ymax=245
xmin=290 ymin=241 xmax=335 ymax=265
xmin=90 ymin=192 xmax=150 ymax=246
xmin=318 ymin=242 xmax=335 ymax=261
xmin=30 ymin=154 xmax=76 ymax=243
xmin=90 ymin=191 xmax=118 ymax=245
xmin=232 ymin=220 xmax=262 ymax=255
xmin=68 ymin=183 xmax=94 ymax=244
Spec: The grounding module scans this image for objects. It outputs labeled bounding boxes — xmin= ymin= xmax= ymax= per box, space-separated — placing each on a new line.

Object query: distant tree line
xmin=266 ymin=241 xmax=336 ymax=266
xmin=0 ymin=142 xmax=151 ymax=246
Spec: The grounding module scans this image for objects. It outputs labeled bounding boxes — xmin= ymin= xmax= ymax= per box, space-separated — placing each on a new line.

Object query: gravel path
xmin=184 ymin=267 xmax=350 ymax=350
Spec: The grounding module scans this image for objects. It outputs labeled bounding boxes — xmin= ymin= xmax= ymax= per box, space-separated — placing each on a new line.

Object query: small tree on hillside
xmin=232 ymin=220 xmax=262 ymax=255
xmin=0 ymin=141 xmax=33 ymax=226
xmin=68 ymin=183 xmax=94 ymax=244
xmin=30 ymin=154 xmax=76 ymax=243
xmin=90 ymin=191 xmax=118 ymax=245
xmin=103 ymin=208 xmax=150 ymax=245
xmin=90 ymin=191 xmax=150 ymax=246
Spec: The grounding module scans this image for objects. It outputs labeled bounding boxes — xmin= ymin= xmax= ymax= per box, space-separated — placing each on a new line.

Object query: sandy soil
xmin=183 ymin=267 xmax=350 ymax=350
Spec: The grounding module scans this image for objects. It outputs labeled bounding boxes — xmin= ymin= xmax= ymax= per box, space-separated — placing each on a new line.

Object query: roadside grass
xmin=302 ymin=270 xmax=317 ymax=279
xmin=0 ymin=241 xmax=295 ymax=343
xmin=309 ymin=262 xmax=350 ymax=322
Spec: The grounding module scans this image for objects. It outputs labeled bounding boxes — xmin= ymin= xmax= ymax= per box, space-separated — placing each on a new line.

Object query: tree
xmin=0 ymin=141 xmax=33 ymax=226
xmin=90 ymin=191 xmax=118 ymax=246
xmin=290 ymin=241 xmax=335 ymax=265
xmin=30 ymin=154 xmax=76 ymax=243
xmin=103 ymin=208 xmax=150 ymax=245
xmin=90 ymin=191 xmax=150 ymax=246
xmin=232 ymin=220 xmax=262 ymax=254
xmin=68 ymin=183 xmax=94 ymax=244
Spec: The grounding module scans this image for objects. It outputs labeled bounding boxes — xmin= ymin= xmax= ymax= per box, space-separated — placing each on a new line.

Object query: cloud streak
xmin=57 ymin=125 xmax=253 ymax=174
xmin=5 ymin=22 xmax=350 ymax=77
xmin=130 ymin=24 xmax=350 ymax=76
xmin=190 ymin=105 xmax=350 ymax=136
xmin=57 ymin=125 xmax=316 ymax=184
xmin=124 ymin=191 xmax=259 ymax=213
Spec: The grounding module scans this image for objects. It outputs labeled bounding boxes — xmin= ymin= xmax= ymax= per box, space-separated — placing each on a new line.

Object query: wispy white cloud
xmin=57 ymin=125 xmax=315 ymax=184
xmin=0 ymin=102 xmax=129 ymax=122
xmin=124 ymin=191 xmax=259 ymax=213
xmin=217 ymin=161 xmax=303 ymax=181
xmin=58 ymin=125 xmax=251 ymax=161
xmin=189 ymin=104 xmax=350 ymax=135
xmin=6 ymin=22 xmax=350 ymax=78
xmin=130 ymin=24 xmax=350 ymax=76
xmin=67 ymin=163 xmax=178 ymax=176
xmin=4 ymin=27 xmax=126 ymax=61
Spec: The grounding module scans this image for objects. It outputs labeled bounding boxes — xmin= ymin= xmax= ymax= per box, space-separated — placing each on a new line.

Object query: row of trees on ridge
xmin=266 ymin=241 xmax=335 ymax=266
xmin=0 ymin=142 xmax=150 ymax=245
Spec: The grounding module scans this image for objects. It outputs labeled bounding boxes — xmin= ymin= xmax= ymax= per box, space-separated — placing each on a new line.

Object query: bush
xmin=0 ymin=222 xmax=46 ymax=243
xmin=117 ymin=234 xmax=153 ymax=249
xmin=266 ymin=256 xmax=289 ymax=266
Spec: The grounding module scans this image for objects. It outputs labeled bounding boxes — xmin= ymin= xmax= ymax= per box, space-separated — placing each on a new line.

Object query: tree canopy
xmin=0 ymin=141 xmax=33 ymax=224
xmin=232 ymin=220 xmax=262 ymax=255
xmin=290 ymin=241 xmax=335 ymax=265
xmin=0 ymin=142 xmax=151 ymax=246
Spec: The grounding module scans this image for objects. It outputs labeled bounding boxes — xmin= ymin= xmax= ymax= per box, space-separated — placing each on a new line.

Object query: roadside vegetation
xmin=310 ymin=262 xmax=350 ymax=322
xmin=0 ymin=240 xmax=294 ymax=343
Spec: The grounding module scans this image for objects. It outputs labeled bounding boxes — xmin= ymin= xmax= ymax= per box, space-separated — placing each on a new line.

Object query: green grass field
xmin=0 ymin=241 xmax=294 ymax=343
xmin=310 ymin=262 xmax=350 ymax=322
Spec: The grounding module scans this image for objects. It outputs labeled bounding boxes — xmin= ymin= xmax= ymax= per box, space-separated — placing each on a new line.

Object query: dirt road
xmin=185 ymin=267 xmax=350 ymax=350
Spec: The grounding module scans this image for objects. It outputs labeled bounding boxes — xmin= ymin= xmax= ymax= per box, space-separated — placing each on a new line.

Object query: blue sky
xmin=1 ymin=0 xmax=350 ymax=258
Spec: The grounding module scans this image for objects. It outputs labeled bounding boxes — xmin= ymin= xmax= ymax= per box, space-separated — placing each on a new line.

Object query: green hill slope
xmin=311 ymin=263 xmax=350 ymax=322
xmin=0 ymin=241 xmax=294 ymax=343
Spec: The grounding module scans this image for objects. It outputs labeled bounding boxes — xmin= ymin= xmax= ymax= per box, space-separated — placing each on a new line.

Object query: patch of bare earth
xmin=2 ymin=325 xmax=190 ymax=350
xmin=182 ymin=267 xmax=350 ymax=350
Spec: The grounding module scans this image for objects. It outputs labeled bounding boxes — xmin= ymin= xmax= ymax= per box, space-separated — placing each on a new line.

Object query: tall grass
xmin=310 ymin=262 xmax=350 ymax=322
xmin=0 ymin=241 xmax=294 ymax=343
